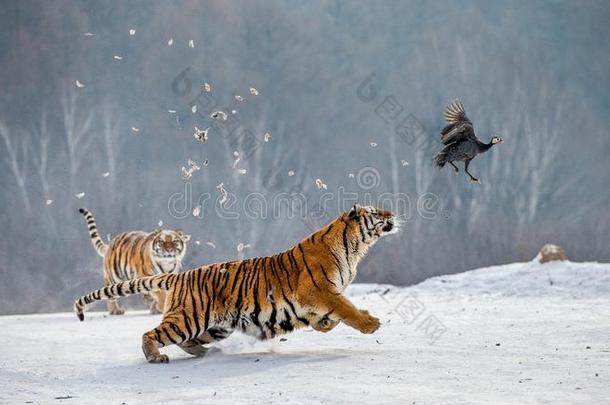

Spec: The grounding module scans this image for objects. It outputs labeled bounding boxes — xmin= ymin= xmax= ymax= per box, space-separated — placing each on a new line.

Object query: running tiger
xmin=75 ymin=205 xmax=399 ymax=363
xmin=78 ymin=208 xmax=190 ymax=315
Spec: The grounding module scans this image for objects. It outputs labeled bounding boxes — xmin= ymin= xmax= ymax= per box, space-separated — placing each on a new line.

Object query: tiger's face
xmin=344 ymin=204 xmax=400 ymax=244
xmin=152 ymin=230 xmax=190 ymax=261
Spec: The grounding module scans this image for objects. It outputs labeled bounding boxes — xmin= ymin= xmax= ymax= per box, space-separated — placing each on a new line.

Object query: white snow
xmin=1 ymin=261 xmax=609 ymax=404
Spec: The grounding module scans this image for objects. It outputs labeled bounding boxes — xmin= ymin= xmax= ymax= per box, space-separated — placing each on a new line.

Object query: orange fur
xmin=75 ymin=205 xmax=399 ymax=363
xmin=78 ymin=208 xmax=189 ymax=315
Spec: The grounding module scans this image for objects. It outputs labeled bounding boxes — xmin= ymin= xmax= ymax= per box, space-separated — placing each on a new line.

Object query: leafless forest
xmin=1 ymin=1 xmax=609 ymax=314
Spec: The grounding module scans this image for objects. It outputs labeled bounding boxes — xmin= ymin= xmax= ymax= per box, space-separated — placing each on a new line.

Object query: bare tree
xmin=60 ymin=86 xmax=94 ymax=195
xmin=102 ymin=102 xmax=119 ymax=194
xmin=32 ymin=111 xmax=51 ymax=200
xmin=0 ymin=120 xmax=31 ymax=213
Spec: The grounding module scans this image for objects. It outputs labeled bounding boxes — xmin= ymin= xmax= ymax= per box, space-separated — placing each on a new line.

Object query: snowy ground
xmin=1 ymin=260 xmax=609 ymax=404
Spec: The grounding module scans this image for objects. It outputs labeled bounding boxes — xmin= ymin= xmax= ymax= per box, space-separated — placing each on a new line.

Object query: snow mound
xmin=408 ymin=260 xmax=610 ymax=299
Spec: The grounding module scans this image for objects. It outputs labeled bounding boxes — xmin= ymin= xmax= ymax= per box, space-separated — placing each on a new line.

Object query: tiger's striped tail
xmin=78 ymin=208 xmax=108 ymax=257
xmin=74 ymin=273 xmax=174 ymax=321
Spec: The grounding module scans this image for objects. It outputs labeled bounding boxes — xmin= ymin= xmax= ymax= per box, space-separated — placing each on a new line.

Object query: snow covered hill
xmin=1 ymin=261 xmax=609 ymax=404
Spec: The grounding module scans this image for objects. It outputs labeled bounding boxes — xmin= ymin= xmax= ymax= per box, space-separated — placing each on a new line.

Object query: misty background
xmin=1 ymin=0 xmax=609 ymax=315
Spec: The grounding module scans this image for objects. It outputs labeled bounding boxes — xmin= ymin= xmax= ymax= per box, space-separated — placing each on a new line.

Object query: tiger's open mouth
xmin=382 ymin=218 xmax=401 ymax=235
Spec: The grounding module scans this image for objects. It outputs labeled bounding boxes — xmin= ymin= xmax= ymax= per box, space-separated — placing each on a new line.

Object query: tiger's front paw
xmin=357 ymin=312 xmax=381 ymax=334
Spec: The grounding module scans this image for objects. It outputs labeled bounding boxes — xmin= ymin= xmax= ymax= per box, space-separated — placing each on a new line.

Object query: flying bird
xmin=433 ymin=100 xmax=503 ymax=184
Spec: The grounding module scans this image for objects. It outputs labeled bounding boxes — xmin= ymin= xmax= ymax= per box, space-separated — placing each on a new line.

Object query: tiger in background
xmin=78 ymin=208 xmax=190 ymax=315
xmin=75 ymin=204 xmax=400 ymax=363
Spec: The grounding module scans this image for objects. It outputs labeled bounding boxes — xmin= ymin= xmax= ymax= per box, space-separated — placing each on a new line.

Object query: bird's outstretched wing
xmin=440 ymin=100 xmax=475 ymax=145
xmin=443 ymin=100 xmax=471 ymax=125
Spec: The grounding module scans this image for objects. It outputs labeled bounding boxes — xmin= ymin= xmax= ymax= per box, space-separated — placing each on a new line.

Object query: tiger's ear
xmin=348 ymin=204 xmax=361 ymax=220
xmin=176 ymin=229 xmax=191 ymax=242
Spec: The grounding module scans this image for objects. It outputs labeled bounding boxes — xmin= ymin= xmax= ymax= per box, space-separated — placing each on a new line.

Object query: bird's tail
xmin=74 ymin=273 xmax=175 ymax=321
xmin=78 ymin=208 xmax=108 ymax=257
xmin=433 ymin=152 xmax=447 ymax=168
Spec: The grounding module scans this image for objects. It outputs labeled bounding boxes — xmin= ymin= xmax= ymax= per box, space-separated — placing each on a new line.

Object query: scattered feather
xmin=206 ymin=241 xmax=216 ymax=249
xmin=216 ymin=183 xmax=228 ymax=206
xmin=232 ymin=151 xmax=240 ymax=169
xmin=131 ymin=127 xmax=140 ymax=133
xmin=202 ymin=159 xmax=209 ymax=167
xmin=191 ymin=105 xmax=197 ymax=113
xmin=193 ymin=126 xmax=209 ymax=143
xmin=168 ymin=109 xmax=177 ymax=114
xmin=237 ymin=169 xmax=247 ymax=175
xmin=401 ymin=160 xmax=409 ymax=166
xmin=195 ymin=240 xmax=201 ymax=245
xmin=181 ymin=166 xmax=192 ymax=180
xmin=235 ymin=95 xmax=244 ymax=102
xmin=370 ymin=142 xmax=378 ymax=147
xmin=348 ymin=173 xmax=355 ymax=178
xmin=187 ymin=159 xmax=200 ymax=171
xmin=231 ymin=110 xmax=237 ymax=115
xmin=188 ymin=39 xmax=195 ymax=48
xmin=75 ymin=192 xmax=85 ymax=199
xmin=167 ymin=37 xmax=174 ymax=46
xmin=264 ymin=132 xmax=272 ymax=142
xmin=193 ymin=205 xmax=201 ymax=217
xmin=158 ymin=220 xmax=163 ymax=227
xmin=315 ymin=178 xmax=327 ymax=190
xmin=129 ymin=29 xmax=136 ymax=36
xmin=75 ymin=80 xmax=85 ymax=88
xmin=182 ymin=159 xmax=201 ymax=179
xmin=237 ymin=243 xmax=251 ymax=252
xmin=249 ymin=87 xmax=259 ymax=96
xmin=83 ymin=32 xmax=94 ymax=37
xmin=45 ymin=199 xmax=53 ymax=205
xmin=113 ymin=55 xmax=123 ymax=60
xmin=102 ymin=172 xmax=110 ymax=177
xmin=219 ymin=267 xmax=228 ymax=274
xmin=210 ymin=111 xmax=227 ymax=121
xmin=203 ymin=82 xmax=211 ymax=92
xmin=288 ymin=170 xmax=295 ymax=177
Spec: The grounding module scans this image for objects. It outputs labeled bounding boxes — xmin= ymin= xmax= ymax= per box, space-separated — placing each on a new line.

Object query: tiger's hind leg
xmin=142 ymin=317 xmax=189 ymax=363
xmin=142 ymin=291 xmax=165 ymax=315
xmin=177 ymin=328 xmax=232 ymax=358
